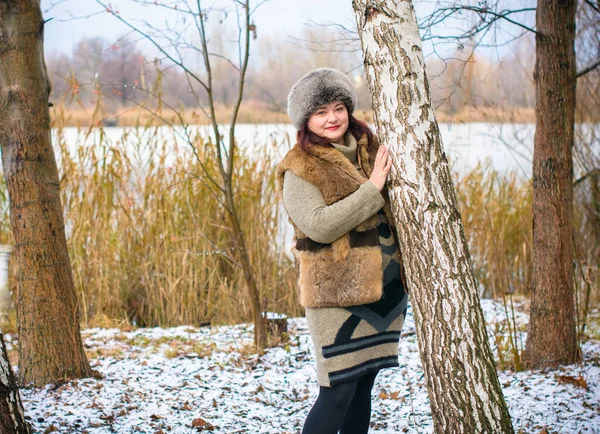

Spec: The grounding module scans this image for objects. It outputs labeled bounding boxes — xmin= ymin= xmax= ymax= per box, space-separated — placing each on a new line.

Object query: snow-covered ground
xmin=13 ymin=300 xmax=600 ymax=433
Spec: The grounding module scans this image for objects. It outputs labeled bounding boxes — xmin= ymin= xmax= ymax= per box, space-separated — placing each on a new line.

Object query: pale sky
xmin=40 ymin=0 xmax=534 ymax=64
xmin=42 ymin=0 xmax=369 ymax=56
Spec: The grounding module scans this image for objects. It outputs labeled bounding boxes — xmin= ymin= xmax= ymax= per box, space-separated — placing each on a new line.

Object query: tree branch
xmin=227 ymin=0 xmax=252 ymax=186
xmin=419 ymin=5 xmax=537 ymax=44
xmin=93 ymin=0 xmax=209 ymax=93
xmin=577 ymin=58 xmax=600 ymax=78
xmin=194 ymin=0 xmax=227 ymax=182
xmin=583 ymin=0 xmax=600 ymax=14
xmin=574 ymin=168 xmax=600 ymax=187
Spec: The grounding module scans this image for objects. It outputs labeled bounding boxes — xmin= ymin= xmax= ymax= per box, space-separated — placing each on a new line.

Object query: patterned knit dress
xmin=306 ymin=209 xmax=408 ymax=387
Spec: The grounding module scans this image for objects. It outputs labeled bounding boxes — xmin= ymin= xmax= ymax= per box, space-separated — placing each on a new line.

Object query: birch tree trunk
xmin=352 ymin=1 xmax=513 ymax=432
xmin=0 ymin=0 xmax=92 ymax=386
xmin=524 ymin=0 xmax=579 ymax=368
xmin=0 ymin=332 xmax=30 ymax=434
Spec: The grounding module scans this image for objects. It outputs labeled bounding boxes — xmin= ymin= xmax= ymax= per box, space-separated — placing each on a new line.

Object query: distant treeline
xmin=45 ymin=27 xmax=597 ymax=122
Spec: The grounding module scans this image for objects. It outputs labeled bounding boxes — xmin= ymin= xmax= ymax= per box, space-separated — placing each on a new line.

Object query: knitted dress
xmin=282 ymin=134 xmax=408 ymax=387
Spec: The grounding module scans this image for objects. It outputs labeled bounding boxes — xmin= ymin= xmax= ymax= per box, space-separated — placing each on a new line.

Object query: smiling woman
xmin=307 ymin=101 xmax=349 ymax=145
xmin=276 ymin=68 xmax=408 ymax=434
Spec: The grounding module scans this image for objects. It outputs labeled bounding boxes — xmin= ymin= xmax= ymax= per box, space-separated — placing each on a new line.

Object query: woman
xmin=276 ymin=68 xmax=408 ymax=434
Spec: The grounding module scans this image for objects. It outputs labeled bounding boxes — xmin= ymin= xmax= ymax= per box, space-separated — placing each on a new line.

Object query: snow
xmin=262 ymin=312 xmax=288 ymax=320
xmin=14 ymin=300 xmax=600 ymax=433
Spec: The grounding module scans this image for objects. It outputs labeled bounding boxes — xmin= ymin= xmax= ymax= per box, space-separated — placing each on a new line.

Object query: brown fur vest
xmin=276 ymin=133 xmax=403 ymax=308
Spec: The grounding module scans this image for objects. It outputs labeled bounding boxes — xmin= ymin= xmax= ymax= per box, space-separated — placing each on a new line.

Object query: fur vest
xmin=276 ymin=133 xmax=404 ymax=308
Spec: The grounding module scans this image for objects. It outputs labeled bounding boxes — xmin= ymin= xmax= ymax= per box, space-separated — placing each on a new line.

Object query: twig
xmin=577 ymin=59 xmax=600 ymax=79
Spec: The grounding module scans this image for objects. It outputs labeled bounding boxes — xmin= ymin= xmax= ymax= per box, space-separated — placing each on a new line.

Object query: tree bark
xmin=0 ymin=0 xmax=92 ymax=386
xmin=352 ymin=1 xmax=514 ymax=432
xmin=224 ymin=188 xmax=268 ymax=348
xmin=525 ymin=0 xmax=579 ymax=368
xmin=0 ymin=332 xmax=31 ymax=434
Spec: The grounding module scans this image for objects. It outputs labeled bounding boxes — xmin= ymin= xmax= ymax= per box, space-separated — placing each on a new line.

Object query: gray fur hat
xmin=287 ymin=67 xmax=357 ymax=130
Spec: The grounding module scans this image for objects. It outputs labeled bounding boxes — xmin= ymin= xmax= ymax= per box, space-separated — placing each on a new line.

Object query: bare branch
xmin=285 ymin=34 xmax=361 ymax=54
xmin=93 ymin=0 xmax=209 ymax=93
xmin=195 ymin=0 xmax=227 ymax=180
xmin=228 ymin=0 xmax=252 ymax=185
xmin=574 ymin=168 xmax=600 ymax=187
xmin=419 ymin=4 xmax=537 ymax=44
xmin=296 ymin=18 xmax=361 ymax=53
xmin=103 ymin=81 xmax=226 ymax=196
xmin=208 ymin=52 xmax=241 ymax=72
xmin=131 ymin=0 xmax=196 ymax=16
xmin=54 ymin=8 xmax=107 ymax=22
xmin=43 ymin=0 xmax=69 ymax=13
xmin=577 ymin=58 xmax=600 ymax=78
xmin=250 ymin=0 xmax=269 ymax=16
xmin=583 ymin=0 xmax=600 ymax=14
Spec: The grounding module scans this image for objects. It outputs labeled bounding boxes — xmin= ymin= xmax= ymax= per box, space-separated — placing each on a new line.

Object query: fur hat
xmin=287 ymin=68 xmax=357 ymax=130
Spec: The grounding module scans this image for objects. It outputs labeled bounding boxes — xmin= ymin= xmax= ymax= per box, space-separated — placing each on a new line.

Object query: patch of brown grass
xmin=49 ymin=102 xmax=538 ymax=128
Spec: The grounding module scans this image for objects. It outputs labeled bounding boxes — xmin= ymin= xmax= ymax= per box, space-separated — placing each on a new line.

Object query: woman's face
xmin=307 ymin=100 xmax=349 ymax=145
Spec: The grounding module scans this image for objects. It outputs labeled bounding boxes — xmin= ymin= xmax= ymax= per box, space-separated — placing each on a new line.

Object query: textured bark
xmin=0 ymin=332 xmax=31 ymax=434
xmin=0 ymin=0 xmax=92 ymax=386
xmin=352 ymin=1 xmax=514 ymax=432
xmin=524 ymin=0 xmax=579 ymax=368
xmin=225 ymin=188 xmax=268 ymax=348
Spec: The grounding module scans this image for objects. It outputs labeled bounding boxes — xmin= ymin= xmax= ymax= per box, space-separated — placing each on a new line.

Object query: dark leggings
xmin=302 ymin=372 xmax=378 ymax=434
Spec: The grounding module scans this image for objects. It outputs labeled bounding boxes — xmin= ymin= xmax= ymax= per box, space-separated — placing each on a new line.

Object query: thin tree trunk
xmin=0 ymin=331 xmax=30 ymax=434
xmin=0 ymin=0 xmax=92 ymax=386
xmin=224 ymin=0 xmax=267 ymax=349
xmin=353 ymin=1 xmax=513 ymax=432
xmin=524 ymin=0 xmax=579 ymax=368
xmin=224 ymin=188 xmax=267 ymax=348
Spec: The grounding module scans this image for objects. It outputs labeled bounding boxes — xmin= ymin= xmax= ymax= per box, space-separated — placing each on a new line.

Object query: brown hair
xmin=297 ymin=112 xmax=374 ymax=153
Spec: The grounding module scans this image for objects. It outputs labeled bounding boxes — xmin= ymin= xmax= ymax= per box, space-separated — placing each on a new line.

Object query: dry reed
xmin=1 ymin=111 xmax=300 ymax=328
xmin=454 ymin=163 xmax=533 ymax=300
xmin=0 ymin=125 xmax=597 ymax=336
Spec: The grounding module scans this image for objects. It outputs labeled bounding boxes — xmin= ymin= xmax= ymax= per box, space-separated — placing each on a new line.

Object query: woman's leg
xmin=302 ymin=379 xmax=358 ymax=434
xmin=339 ymin=371 xmax=379 ymax=434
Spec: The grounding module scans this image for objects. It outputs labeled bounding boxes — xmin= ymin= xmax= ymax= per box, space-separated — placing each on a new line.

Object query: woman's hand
xmin=369 ymin=145 xmax=392 ymax=191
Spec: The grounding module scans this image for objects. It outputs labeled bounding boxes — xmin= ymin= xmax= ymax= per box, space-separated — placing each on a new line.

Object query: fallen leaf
xmin=191 ymin=418 xmax=215 ymax=431
xmin=180 ymin=401 xmax=194 ymax=411
xmin=555 ymin=374 xmax=588 ymax=390
xmin=100 ymin=413 xmax=115 ymax=422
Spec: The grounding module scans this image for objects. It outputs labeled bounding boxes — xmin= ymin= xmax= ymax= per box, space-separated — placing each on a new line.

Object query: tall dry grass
xmin=573 ymin=123 xmax=600 ymax=340
xmin=0 ymin=123 xmax=597 ymax=337
xmin=454 ymin=163 xmax=533 ymax=300
xmin=454 ymin=164 xmax=532 ymax=369
xmin=455 ymin=160 xmax=600 ymax=368
xmin=0 ymin=113 xmax=300 ymax=328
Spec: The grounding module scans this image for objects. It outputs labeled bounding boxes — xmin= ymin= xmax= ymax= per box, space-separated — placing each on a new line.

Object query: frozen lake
xmin=47 ymin=122 xmax=538 ymax=178
xmin=3 ymin=122 xmax=598 ymax=180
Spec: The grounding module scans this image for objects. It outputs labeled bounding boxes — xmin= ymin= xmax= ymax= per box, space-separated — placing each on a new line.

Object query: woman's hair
xmin=297 ymin=111 xmax=374 ymax=153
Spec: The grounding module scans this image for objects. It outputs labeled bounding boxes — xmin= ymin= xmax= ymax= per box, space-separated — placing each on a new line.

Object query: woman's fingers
xmin=375 ymin=146 xmax=388 ymax=169
xmin=379 ymin=147 xmax=390 ymax=171
xmin=384 ymin=151 xmax=392 ymax=171
xmin=377 ymin=145 xmax=387 ymax=159
xmin=369 ymin=146 xmax=391 ymax=191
